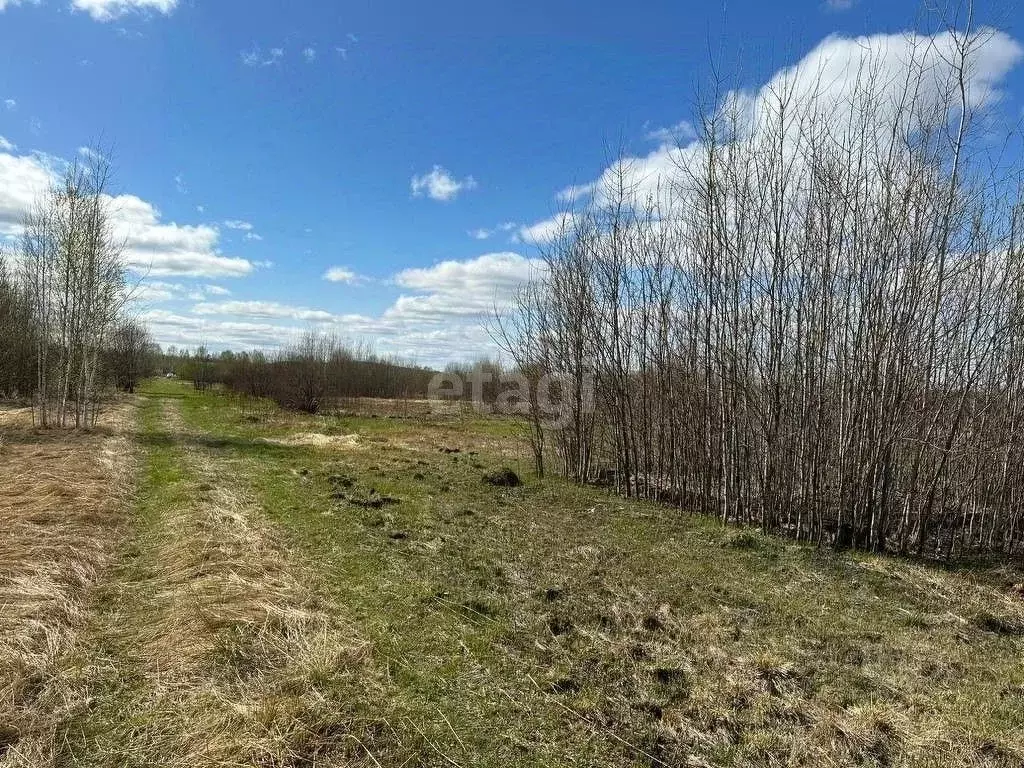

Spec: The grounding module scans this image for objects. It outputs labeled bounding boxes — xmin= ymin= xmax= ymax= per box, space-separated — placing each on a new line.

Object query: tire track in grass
xmin=68 ymin=393 xmax=392 ymax=768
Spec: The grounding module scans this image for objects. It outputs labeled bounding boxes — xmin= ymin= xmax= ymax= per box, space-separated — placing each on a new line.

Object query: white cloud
xmin=131 ymin=280 xmax=184 ymax=303
xmin=393 ymin=251 xmax=542 ymax=314
xmin=0 ymin=146 xmax=259 ymax=279
xmin=554 ymin=182 xmax=596 ymax=204
xmin=0 ymin=0 xmax=39 ymax=12
xmin=4 ymin=99 xmax=16 ymax=110
xmin=410 ymin=165 xmax=478 ymax=202
xmin=0 ymin=151 xmax=56 ymax=236
xmin=241 ymin=46 xmax=284 ymax=67
xmin=128 ymin=280 xmax=231 ymax=305
xmin=0 ymin=137 xmax=15 ymax=153
xmin=825 ymin=0 xmax=855 ymax=10
xmin=192 ymin=300 xmax=354 ymax=324
xmin=468 ymin=221 xmax=517 ymax=241
xmin=222 ymin=220 xmax=262 ymax=242
xmin=141 ymin=308 xmax=313 ymax=351
xmin=142 ymin=252 xmax=543 ymax=364
xmin=644 ymin=119 xmax=696 ymax=145
xmin=70 ymin=0 xmax=178 ymax=21
xmin=517 ymin=212 xmax=577 ymax=245
xmin=565 ymin=28 xmax=1023 ymax=212
xmin=174 ymin=173 xmax=187 ymax=194
xmin=303 ymin=47 xmax=317 ymax=63
xmin=323 ymin=266 xmax=360 ymax=284
xmin=110 ymin=195 xmax=258 ymax=278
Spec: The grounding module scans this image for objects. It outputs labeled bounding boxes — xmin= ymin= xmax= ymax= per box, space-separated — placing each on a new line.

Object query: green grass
xmin=76 ymin=378 xmax=1024 ymax=766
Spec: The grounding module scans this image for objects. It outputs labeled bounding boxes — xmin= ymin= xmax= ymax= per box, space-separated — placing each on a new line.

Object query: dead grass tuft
xmin=264 ymin=432 xmax=362 ymax=449
xmin=0 ymin=404 xmax=134 ymax=766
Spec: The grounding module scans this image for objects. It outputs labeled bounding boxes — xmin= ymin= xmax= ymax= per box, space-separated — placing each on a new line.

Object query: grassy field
xmin=2 ymin=378 xmax=1024 ymax=767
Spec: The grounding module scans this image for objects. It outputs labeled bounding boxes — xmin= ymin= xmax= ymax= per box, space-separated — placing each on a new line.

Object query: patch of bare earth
xmin=264 ymin=432 xmax=362 ymax=449
xmin=0 ymin=401 xmax=135 ymax=766
xmin=72 ymin=399 xmax=386 ymax=767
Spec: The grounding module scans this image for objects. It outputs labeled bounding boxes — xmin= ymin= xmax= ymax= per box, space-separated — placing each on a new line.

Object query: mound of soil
xmin=483 ymin=468 xmax=521 ymax=487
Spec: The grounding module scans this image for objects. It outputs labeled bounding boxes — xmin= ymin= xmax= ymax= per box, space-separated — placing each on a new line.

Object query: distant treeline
xmin=159 ymin=334 xmax=435 ymax=413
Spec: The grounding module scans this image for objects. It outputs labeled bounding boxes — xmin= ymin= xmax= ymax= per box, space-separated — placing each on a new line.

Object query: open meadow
xmin=1 ymin=379 xmax=1023 ymax=767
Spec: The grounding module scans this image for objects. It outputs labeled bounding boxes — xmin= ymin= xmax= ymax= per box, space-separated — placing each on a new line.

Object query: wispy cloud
xmin=468 ymin=221 xmax=516 ymax=240
xmin=70 ymin=0 xmax=178 ymax=22
xmin=241 ymin=45 xmax=285 ymax=67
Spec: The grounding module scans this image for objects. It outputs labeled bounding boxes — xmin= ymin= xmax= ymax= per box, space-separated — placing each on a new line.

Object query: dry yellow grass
xmin=0 ymin=403 xmax=135 ymax=766
xmin=264 ymin=431 xmax=362 ymax=449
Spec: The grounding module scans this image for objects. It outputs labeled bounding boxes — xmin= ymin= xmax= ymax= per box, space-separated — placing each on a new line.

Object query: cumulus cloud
xmin=563 ymin=28 xmax=1023 ymax=212
xmin=394 ymin=252 xmax=540 ymax=307
xmin=70 ymin=0 xmax=178 ymax=21
xmin=131 ymin=280 xmax=184 ymax=303
xmin=644 ymin=119 xmax=696 ymax=145
xmin=323 ymin=266 xmax=361 ymax=284
xmin=128 ymin=280 xmax=231 ymax=305
xmin=140 ymin=308 xmax=313 ymax=351
xmin=110 ymin=195 xmax=258 ymax=278
xmin=0 ymin=146 xmax=259 ymax=278
xmin=0 ymin=137 xmax=16 ymax=153
xmin=192 ymin=300 xmax=353 ymax=324
xmin=144 ymin=253 xmax=543 ymax=365
xmin=554 ymin=182 xmax=596 ymax=204
xmin=0 ymin=151 xmax=57 ymax=236
xmin=410 ymin=166 xmax=478 ymax=202
xmin=517 ymin=212 xmax=577 ymax=245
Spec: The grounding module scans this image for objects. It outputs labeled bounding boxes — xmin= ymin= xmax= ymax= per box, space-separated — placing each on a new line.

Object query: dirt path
xmin=65 ymin=394 xmax=387 ymax=768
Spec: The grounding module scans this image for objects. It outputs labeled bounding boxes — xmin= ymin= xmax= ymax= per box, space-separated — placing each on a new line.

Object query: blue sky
xmin=1 ymin=0 xmax=1022 ymax=365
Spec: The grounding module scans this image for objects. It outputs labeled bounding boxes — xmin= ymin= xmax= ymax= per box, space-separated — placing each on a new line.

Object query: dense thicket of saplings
xmin=498 ymin=22 xmax=1024 ymax=559
xmin=0 ymin=157 xmax=153 ymax=423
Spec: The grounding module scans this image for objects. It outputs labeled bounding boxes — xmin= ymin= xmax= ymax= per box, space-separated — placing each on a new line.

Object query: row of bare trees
xmin=500 ymin=18 xmax=1024 ymax=558
xmin=0 ymin=155 xmax=152 ymax=423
